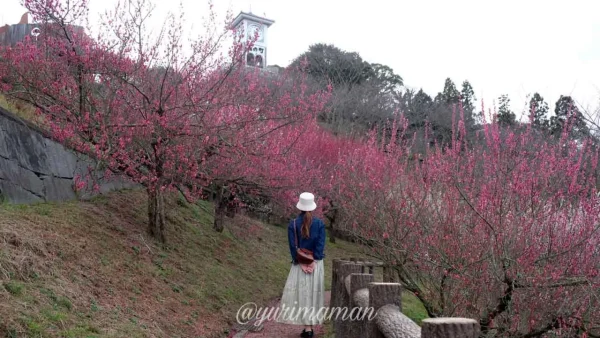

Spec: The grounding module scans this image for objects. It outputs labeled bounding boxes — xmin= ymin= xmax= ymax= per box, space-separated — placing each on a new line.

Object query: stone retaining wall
xmin=0 ymin=106 xmax=137 ymax=204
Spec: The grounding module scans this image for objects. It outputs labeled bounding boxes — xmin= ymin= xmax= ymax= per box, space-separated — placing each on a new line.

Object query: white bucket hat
xmin=296 ymin=192 xmax=317 ymax=211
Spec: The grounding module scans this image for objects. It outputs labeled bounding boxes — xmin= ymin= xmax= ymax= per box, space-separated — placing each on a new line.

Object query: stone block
xmin=41 ymin=176 xmax=76 ymax=202
xmin=0 ymin=179 xmax=44 ymax=204
xmin=44 ymin=138 xmax=77 ymax=178
xmin=0 ymin=156 xmax=44 ymax=196
xmin=1 ymin=117 xmax=50 ymax=174
xmin=0 ymin=108 xmax=138 ymax=204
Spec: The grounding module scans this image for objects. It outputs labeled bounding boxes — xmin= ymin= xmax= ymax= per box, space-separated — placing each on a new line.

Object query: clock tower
xmin=231 ymin=11 xmax=274 ymax=69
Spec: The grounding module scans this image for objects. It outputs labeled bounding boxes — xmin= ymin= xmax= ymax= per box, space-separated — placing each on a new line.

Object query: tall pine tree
xmin=528 ymin=92 xmax=549 ymax=130
xmin=497 ymin=94 xmax=516 ymax=126
xmin=460 ymin=80 xmax=477 ymax=128
xmin=550 ymin=95 xmax=589 ymax=139
xmin=441 ymin=78 xmax=460 ymax=104
xmin=460 ymin=81 xmax=476 ymax=116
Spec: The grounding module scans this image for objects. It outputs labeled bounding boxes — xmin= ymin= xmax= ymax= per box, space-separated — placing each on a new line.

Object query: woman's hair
xmin=301 ymin=211 xmax=312 ymax=239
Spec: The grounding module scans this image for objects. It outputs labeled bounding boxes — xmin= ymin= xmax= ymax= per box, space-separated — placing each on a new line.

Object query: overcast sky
xmin=3 ymin=0 xmax=600 ymax=120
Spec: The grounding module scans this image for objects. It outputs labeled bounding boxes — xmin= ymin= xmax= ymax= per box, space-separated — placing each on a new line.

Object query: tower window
xmin=246 ymin=53 xmax=255 ymax=66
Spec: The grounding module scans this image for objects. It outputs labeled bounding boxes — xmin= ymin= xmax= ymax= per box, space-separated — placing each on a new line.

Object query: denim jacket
xmin=288 ymin=214 xmax=326 ymax=264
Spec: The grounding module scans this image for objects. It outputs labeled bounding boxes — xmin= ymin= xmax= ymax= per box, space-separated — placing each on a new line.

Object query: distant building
xmin=0 ymin=13 xmax=40 ymax=46
xmin=0 ymin=12 xmax=85 ymax=47
xmin=231 ymin=11 xmax=275 ymax=70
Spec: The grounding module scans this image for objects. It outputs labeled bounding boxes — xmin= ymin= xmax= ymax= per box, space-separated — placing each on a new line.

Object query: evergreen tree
xmin=460 ymin=80 xmax=476 ymax=116
xmin=289 ymin=43 xmax=371 ymax=89
xmin=497 ymin=94 xmax=516 ymax=126
xmin=550 ymin=95 xmax=589 ymax=139
xmin=366 ymin=63 xmax=404 ymax=95
xmin=459 ymin=80 xmax=477 ymax=128
xmin=528 ymin=92 xmax=549 ymax=130
xmin=414 ymin=89 xmax=434 ymax=114
xmin=441 ymin=78 xmax=460 ymax=104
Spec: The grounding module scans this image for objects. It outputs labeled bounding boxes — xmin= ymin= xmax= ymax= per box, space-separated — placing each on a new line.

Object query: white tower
xmin=231 ymin=11 xmax=274 ymax=69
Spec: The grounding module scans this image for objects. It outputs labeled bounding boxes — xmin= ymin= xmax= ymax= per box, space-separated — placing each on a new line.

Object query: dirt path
xmin=230 ymin=291 xmax=331 ymax=338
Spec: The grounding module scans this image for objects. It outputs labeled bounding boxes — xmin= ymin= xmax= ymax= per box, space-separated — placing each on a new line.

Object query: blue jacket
xmin=288 ymin=214 xmax=326 ymax=263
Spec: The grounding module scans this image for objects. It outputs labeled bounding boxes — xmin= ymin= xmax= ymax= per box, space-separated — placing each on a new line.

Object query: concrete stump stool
xmin=421 ymin=318 xmax=480 ymax=338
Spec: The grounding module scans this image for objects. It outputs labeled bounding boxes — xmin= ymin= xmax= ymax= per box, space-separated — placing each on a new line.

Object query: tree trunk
xmin=213 ymin=186 xmax=227 ymax=232
xmin=225 ymin=193 xmax=236 ymax=218
xmin=325 ymin=202 xmax=338 ymax=243
xmin=328 ymin=223 xmax=337 ymax=243
xmin=148 ymin=187 xmax=166 ymax=243
xmin=214 ymin=201 xmax=226 ymax=232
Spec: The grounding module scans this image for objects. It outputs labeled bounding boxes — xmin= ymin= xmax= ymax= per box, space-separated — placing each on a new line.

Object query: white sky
xmin=3 ymin=0 xmax=600 ymax=120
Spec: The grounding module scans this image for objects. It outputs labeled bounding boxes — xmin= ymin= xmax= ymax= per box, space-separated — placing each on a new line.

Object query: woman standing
xmin=277 ymin=192 xmax=326 ymax=337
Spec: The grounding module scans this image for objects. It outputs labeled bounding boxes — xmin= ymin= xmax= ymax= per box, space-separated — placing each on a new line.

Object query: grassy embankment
xmin=0 ymin=92 xmax=427 ymax=337
xmin=0 ymin=189 xmax=428 ymax=337
xmin=0 ymin=94 xmax=43 ymax=125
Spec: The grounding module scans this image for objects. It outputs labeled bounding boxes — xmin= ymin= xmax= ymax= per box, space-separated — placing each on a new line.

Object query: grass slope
xmin=0 ymin=94 xmax=43 ymax=126
xmin=0 ymin=189 xmax=427 ymax=337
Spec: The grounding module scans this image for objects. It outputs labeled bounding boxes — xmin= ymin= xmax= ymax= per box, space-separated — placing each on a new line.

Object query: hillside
xmin=0 ymin=189 xmax=427 ymax=337
xmin=0 ymin=94 xmax=42 ymax=126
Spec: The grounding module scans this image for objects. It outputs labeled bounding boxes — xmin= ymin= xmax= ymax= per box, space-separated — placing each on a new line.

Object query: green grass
xmin=0 ymin=93 xmax=44 ymax=126
xmin=402 ymin=291 xmax=429 ymax=325
xmin=3 ymin=281 xmax=24 ymax=295
xmin=0 ymin=189 xmax=399 ymax=337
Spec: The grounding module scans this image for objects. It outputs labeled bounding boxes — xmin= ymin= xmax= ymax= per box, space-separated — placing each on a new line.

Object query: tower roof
xmin=231 ymin=11 xmax=275 ymax=28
